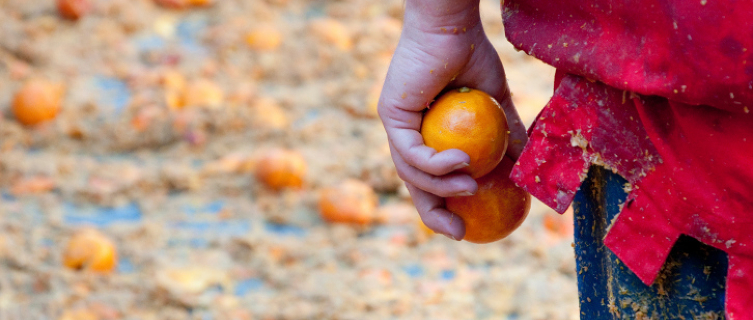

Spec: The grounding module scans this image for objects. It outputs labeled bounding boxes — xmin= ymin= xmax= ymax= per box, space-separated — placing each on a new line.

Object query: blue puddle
xmin=117 ymin=257 xmax=136 ymax=273
xmin=41 ymin=238 xmax=55 ymax=248
xmin=92 ymin=76 xmax=131 ymax=115
xmin=234 ymin=278 xmax=265 ymax=296
xmin=131 ymin=33 xmax=167 ymax=52
xmin=1 ymin=192 xmax=15 ymax=202
xmin=440 ymin=269 xmax=456 ymax=281
xmin=61 ymin=199 xmax=305 ymax=249
xmin=401 ymin=265 xmax=456 ymax=281
xmin=175 ymin=16 xmax=209 ymax=55
xmin=403 ymin=265 xmax=424 ymax=278
xmin=304 ymin=4 xmax=326 ymax=19
xmin=170 ymin=220 xmax=251 ymax=235
xmin=63 ymin=202 xmax=142 ymax=227
xmin=264 ymin=222 xmax=306 ymax=237
xmin=182 ymin=200 xmax=225 ymax=215
xmin=292 ymin=110 xmax=321 ymax=130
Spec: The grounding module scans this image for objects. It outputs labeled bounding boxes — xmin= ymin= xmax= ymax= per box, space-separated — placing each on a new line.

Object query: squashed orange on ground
xmin=252 ymin=97 xmax=288 ymax=130
xmin=318 ymin=179 xmax=377 ymax=225
xmin=161 ymin=70 xmax=187 ymax=110
xmin=59 ymin=308 xmax=98 ymax=320
xmin=154 ymin=0 xmax=188 ymax=9
xmin=255 ymin=149 xmax=307 ymax=191
xmin=445 ymin=157 xmax=531 ymax=244
xmin=245 ymin=25 xmax=283 ymax=51
xmin=57 ymin=0 xmax=91 ymax=20
xmin=309 ymin=18 xmax=353 ymax=51
xmin=154 ymin=0 xmax=212 ymax=9
xmin=183 ymin=79 xmax=224 ymax=108
xmin=62 ymin=228 xmax=118 ymax=273
xmin=187 ymin=0 xmax=213 ymax=7
xmin=421 ymin=87 xmax=509 ymax=178
xmin=12 ymin=79 xmax=64 ymax=126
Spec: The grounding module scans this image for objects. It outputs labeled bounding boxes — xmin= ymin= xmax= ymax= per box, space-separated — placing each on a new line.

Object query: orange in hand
xmin=12 ymin=79 xmax=64 ymax=126
xmin=445 ymin=157 xmax=531 ymax=244
xmin=421 ymin=87 xmax=509 ymax=178
xmin=63 ymin=228 xmax=118 ymax=273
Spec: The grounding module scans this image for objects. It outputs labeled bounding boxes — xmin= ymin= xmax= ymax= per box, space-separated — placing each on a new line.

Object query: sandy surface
xmin=0 ymin=0 xmax=575 ymax=319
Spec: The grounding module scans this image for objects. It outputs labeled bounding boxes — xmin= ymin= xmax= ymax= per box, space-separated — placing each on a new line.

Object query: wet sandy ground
xmin=0 ymin=0 xmax=575 ymax=319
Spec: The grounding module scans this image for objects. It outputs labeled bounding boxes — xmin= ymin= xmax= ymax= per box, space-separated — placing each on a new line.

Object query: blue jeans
xmin=573 ymin=166 xmax=727 ymax=319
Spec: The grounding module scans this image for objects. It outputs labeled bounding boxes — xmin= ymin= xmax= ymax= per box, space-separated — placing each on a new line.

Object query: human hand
xmin=378 ymin=0 xmax=528 ymax=240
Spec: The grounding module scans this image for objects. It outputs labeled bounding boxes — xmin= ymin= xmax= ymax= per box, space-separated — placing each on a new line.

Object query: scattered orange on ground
xmin=10 ymin=176 xmax=56 ymax=195
xmin=154 ymin=0 xmax=188 ymax=9
xmin=374 ymin=202 xmax=417 ymax=225
xmin=183 ymin=79 xmax=224 ymax=109
xmin=318 ymin=179 xmax=377 ymax=225
xmin=251 ymin=97 xmax=288 ymax=130
xmin=131 ymin=105 xmax=164 ymax=131
xmin=161 ymin=70 xmax=187 ymax=109
xmin=59 ymin=308 xmax=98 ymax=320
xmin=154 ymin=0 xmax=211 ymax=9
xmin=421 ymin=87 xmax=509 ymax=178
xmin=12 ymin=79 xmax=64 ymax=126
xmin=155 ymin=266 xmax=228 ymax=295
xmin=187 ymin=0 xmax=213 ymax=7
xmin=245 ymin=25 xmax=283 ymax=51
xmin=543 ymin=206 xmax=574 ymax=239
xmin=254 ymin=149 xmax=307 ymax=191
xmin=57 ymin=0 xmax=91 ymax=20
xmin=62 ymin=228 xmax=118 ymax=273
xmin=445 ymin=157 xmax=531 ymax=244
xmin=309 ymin=18 xmax=353 ymax=51
xmin=162 ymin=70 xmax=187 ymax=91
xmin=201 ymin=153 xmax=248 ymax=175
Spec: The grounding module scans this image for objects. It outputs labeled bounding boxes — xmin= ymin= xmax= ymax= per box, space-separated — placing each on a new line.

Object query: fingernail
xmin=451 ymin=162 xmax=470 ymax=171
xmin=456 ymin=191 xmax=475 ymax=196
xmin=442 ymin=233 xmax=458 ymax=241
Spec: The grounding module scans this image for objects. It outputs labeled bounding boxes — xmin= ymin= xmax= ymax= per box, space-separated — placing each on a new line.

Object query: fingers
xmin=452 ymin=37 xmax=529 ymax=160
xmin=390 ymin=144 xmax=478 ymax=197
xmin=406 ymin=183 xmax=466 ymax=241
xmin=499 ymin=97 xmax=529 ymax=160
xmin=387 ymin=126 xmax=471 ymax=176
xmin=377 ymin=26 xmax=478 ymax=178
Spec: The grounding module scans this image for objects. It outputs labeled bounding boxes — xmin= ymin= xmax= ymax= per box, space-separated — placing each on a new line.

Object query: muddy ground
xmin=0 ymin=0 xmax=575 ymax=319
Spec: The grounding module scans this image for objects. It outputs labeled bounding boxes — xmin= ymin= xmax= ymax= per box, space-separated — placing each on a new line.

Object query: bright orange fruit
xmin=254 ymin=149 xmax=307 ymax=191
xmin=245 ymin=25 xmax=283 ymax=51
xmin=12 ymin=79 xmax=64 ymax=126
xmin=62 ymin=228 xmax=118 ymax=273
xmin=318 ymin=179 xmax=377 ymax=225
xmin=57 ymin=0 xmax=91 ymax=20
xmin=445 ymin=157 xmax=531 ymax=244
xmin=421 ymin=87 xmax=509 ymax=178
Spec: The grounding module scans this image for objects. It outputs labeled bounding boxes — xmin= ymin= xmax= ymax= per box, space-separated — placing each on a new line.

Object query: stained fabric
xmin=502 ymin=1 xmax=753 ymax=318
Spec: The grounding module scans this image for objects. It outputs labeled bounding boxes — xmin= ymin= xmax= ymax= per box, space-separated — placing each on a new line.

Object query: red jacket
xmin=503 ymin=1 xmax=753 ymax=318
